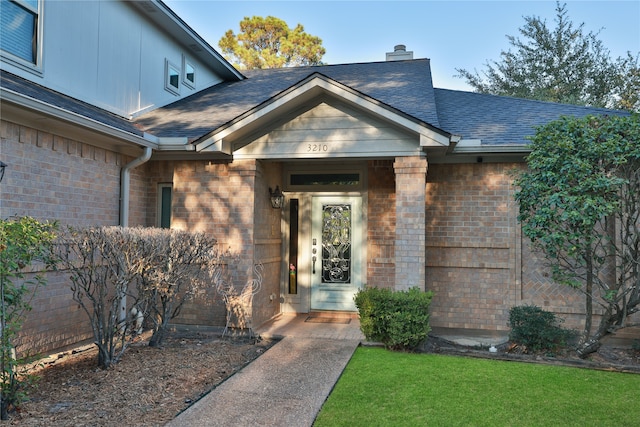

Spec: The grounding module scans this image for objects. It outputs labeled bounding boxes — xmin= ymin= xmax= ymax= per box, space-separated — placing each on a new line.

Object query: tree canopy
xmin=457 ymin=2 xmax=640 ymax=112
xmin=514 ymin=114 xmax=640 ymax=357
xmin=218 ymin=16 xmax=326 ymax=69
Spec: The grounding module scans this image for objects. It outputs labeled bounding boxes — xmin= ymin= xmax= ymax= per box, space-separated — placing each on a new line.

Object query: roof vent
xmin=386 ymin=44 xmax=413 ymax=61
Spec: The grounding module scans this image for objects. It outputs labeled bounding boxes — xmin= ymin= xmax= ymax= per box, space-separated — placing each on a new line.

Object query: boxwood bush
xmin=508 ymin=305 xmax=574 ymax=353
xmin=355 ymin=287 xmax=433 ymax=351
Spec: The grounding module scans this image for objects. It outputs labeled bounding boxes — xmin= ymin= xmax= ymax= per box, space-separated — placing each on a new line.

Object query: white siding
xmin=1 ymin=0 xmax=224 ymax=117
xmin=234 ymin=102 xmax=421 ymax=159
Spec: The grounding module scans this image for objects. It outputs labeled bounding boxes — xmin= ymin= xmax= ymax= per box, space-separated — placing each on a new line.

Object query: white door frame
xmin=310 ymin=195 xmax=363 ymax=311
xmin=280 ymin=192 xmax=366 ymax=313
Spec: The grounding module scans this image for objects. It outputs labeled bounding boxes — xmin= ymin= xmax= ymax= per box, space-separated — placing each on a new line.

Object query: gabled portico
xmin=190 ymin=73 xmax=451 ymax=315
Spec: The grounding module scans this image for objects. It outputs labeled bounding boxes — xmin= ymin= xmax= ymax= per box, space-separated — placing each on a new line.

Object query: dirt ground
xmin=8 ymin=330 xmax=640 ymax=426
xmin=10 ymin=330 xmax=275 ymax=426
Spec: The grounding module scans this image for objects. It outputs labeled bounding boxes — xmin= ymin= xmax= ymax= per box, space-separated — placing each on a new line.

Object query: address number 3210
xmin=307 ymin=144 xmax=328 ymax=152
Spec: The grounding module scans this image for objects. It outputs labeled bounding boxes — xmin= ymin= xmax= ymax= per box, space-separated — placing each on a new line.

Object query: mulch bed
xmin=10 ymin=331 xmax=275 ymax=426
xmin=422 ymin=335 xmax=640 ymax=374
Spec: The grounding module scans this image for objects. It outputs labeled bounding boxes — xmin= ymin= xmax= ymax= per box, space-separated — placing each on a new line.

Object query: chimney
xmin=386 ymin=44 xmax=413 ymax=61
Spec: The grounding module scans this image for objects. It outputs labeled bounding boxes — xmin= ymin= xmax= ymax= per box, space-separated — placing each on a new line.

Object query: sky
xmin=163 ymin=0 xmax=640 ymax=91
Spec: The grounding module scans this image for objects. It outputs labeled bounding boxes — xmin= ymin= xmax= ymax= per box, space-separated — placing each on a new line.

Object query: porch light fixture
xmin=0 ymin=161 xmax=6 ymax=183
xmin=269 ymin=186 xmax=285 ymax=209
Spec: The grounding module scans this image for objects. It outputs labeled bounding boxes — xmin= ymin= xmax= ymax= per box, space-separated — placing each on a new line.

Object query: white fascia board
xmin=1 ymin=87 xmax=158 ymax=149
xmin=420 ymin=132 xmax=451 ymax=147
xmin=453 ymin=139 xmax=531 ymax=154
xmin=196 ymin=75 xmax=449 ymax=152
xmin=145 ymin=134 xmax=194 ymax=151
xmin=196 ymin=137 xmax=231 ymax=154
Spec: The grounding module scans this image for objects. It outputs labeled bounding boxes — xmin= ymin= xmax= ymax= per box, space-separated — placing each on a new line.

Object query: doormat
xmin=305 ymin=317 xmax=351 ymax=324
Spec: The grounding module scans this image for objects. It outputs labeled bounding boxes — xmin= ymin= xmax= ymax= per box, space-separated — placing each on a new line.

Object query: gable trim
xmin=195 ymin=73 xmax=450 ymax=154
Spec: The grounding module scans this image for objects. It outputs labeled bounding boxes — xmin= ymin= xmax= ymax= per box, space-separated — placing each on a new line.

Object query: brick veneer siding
xmin=394 ymin=156 xmax=427 ymax=291
xmin=0 ymin=119 xmax=151 ymax=355
xmin=426 ymin=163 xmax=518 ymax=331
xmin=251 ymin=161 xmax=283 ymax=327
xmin=520 ymin=238 xmax=586 ymax=329
xmin=168 ymin=159 xmax=282 ymax=329
xmin=367 ymin=160 xmax=396 ymax=289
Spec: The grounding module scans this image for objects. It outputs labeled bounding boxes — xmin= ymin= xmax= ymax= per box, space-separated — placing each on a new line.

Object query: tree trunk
xmin=582 ymin=246 xmax=594 ymax=344
xmin=149 ymin=328 xmax=164 ymax=347
xmin=1 ymin=398 xmax=8 ymax=421
xmin=97 ymin=345 xmax=111 ymax=370
xmin=576 ymin=315 xmax=612 ymax=358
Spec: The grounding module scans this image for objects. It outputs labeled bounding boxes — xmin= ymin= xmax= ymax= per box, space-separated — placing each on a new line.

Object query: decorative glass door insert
xmin=311 ymin=196 xmax=362 ymax=311
xmin=321 ymin=204 xmax=352 ymax=284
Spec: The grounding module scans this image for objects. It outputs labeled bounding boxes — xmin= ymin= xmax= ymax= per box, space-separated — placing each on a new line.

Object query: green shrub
xmin=0 ymin=216 xmax=57 ymax=419
xmin=355 ymin=287 xmax=433 ymax=351
xmin=508 ymin=305 xmax=573 ymax=353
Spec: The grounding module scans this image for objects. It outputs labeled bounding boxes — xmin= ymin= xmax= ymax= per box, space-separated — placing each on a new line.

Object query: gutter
xmin=120 ymin=147 xmax=153 ymax=227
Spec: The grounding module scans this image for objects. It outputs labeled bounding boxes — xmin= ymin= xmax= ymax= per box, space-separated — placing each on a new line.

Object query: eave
xmin=130 ymin=0 xmax=244 ymax=82
xmin=1 ymin=87 xmax=157 ymax=156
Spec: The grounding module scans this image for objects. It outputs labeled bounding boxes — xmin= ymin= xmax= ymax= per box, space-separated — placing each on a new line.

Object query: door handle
xmin=312 ymin=243 xmax=317 ymax=274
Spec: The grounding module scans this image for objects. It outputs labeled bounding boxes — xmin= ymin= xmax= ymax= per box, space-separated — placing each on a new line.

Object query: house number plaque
xmin=307 ymin=144 xmax=329 ymax=153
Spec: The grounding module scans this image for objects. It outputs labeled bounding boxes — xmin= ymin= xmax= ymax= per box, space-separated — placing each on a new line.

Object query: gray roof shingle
xmin=434 ymin=88 xmax=628 ymax=145
xmin=1 ymin=70 xmax=144 ymax=137
xmin=3 ymin=60 xmax=630 ymax=149
xmin=134 ymin=59 xmax=441 ymax=140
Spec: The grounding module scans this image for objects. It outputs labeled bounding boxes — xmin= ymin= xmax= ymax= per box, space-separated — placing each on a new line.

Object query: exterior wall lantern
xmin=269 ymin=186 xmax=284 ymax=209
xmin=0 ymin=161 xmax=6 ymax=183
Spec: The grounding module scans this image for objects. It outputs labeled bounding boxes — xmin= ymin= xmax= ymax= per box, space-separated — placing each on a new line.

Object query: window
xmin=182 ymin=55 xmax=195 ymax=89
xmin=157 ymin=184 xmax=172 ymax=228
xmin=164 ymin=59 xmax=180 ymax=95
xmin=0 ymin=0 xmax=42 ymax=70
xmin=284 ymin=164 xmax=366 ymax=192
xmin=290 ymin=173 xmax=360 ymax=186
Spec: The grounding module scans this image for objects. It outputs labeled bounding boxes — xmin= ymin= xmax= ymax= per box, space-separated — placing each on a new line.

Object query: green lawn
xmin=314 ymin=346 xmax=640 ymax=427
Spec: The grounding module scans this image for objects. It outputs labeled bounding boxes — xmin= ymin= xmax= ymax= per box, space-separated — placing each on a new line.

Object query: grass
xmin=314 ymin=346 xmax=640 ymax=427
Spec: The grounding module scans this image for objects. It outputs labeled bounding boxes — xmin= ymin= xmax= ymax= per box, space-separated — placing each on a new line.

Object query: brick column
xmin=394 ymin=156 xmax=428 ymax=291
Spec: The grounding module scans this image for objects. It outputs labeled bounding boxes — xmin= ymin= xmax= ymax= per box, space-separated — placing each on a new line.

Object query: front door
xmin=310 ymin=196 xmax=363 ymax=311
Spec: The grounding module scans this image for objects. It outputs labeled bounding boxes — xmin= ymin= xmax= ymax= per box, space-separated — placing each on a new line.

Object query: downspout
xmin=118 ymin=147 xmax=152 ymax=326
xmin=120 ymin=147 xmax=153 ymax=227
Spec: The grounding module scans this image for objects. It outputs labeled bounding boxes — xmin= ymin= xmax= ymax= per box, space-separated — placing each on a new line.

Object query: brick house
xmin=0 ymin=0 xmax=630 ymax=355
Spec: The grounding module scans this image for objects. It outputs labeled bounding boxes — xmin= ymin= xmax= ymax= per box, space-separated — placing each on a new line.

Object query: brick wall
xmin=367 ymin=160 xmax=395 ymax=289
xmin=251 ymin=161 xmax=283 ymax=327
xmin=0 ymin=119 xmax=151 ymax=355
xmin=168 ymin=159 xmax=282 ymax=329
xmin=394 ymin=156 xmax=427 ymax=291
xmin=426 ymin=162 xmax=518 ymax=331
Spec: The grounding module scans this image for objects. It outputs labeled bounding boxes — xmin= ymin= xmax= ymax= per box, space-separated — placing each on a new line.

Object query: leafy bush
xmin=0 ymin=216 xmax=57 ymax=419
xmin=508 ymin=305 xmax=573 ymax=353
xmin=355 ymin=287 xmax=433 ymax=351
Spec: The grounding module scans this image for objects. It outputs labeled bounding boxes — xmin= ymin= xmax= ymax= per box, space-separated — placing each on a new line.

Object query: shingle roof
xmin=3 ymin=61 xmax=630 ymax=150
xmin=434 ymin=88 xmax=629 ymax=145
xmin=0 ymin=70 xmax=144 ymax=137
xmin=134 ymin=59 xmax=441 ymax=140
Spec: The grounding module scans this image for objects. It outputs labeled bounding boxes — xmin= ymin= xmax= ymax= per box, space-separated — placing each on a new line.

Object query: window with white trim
xmin=0 ymin=0 xmax=42 ymax=70
xmin=164 ymin=59 xmax=180 ymax=95
xmin=182 ymin=55 xmax=195 ymax=89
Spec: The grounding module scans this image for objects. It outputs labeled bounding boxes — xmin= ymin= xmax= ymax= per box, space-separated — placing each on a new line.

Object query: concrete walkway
xmin=166 ymin=314 xmax=363 ymax=427
xmin=166 ymin=315 xmax=516 ymax=426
